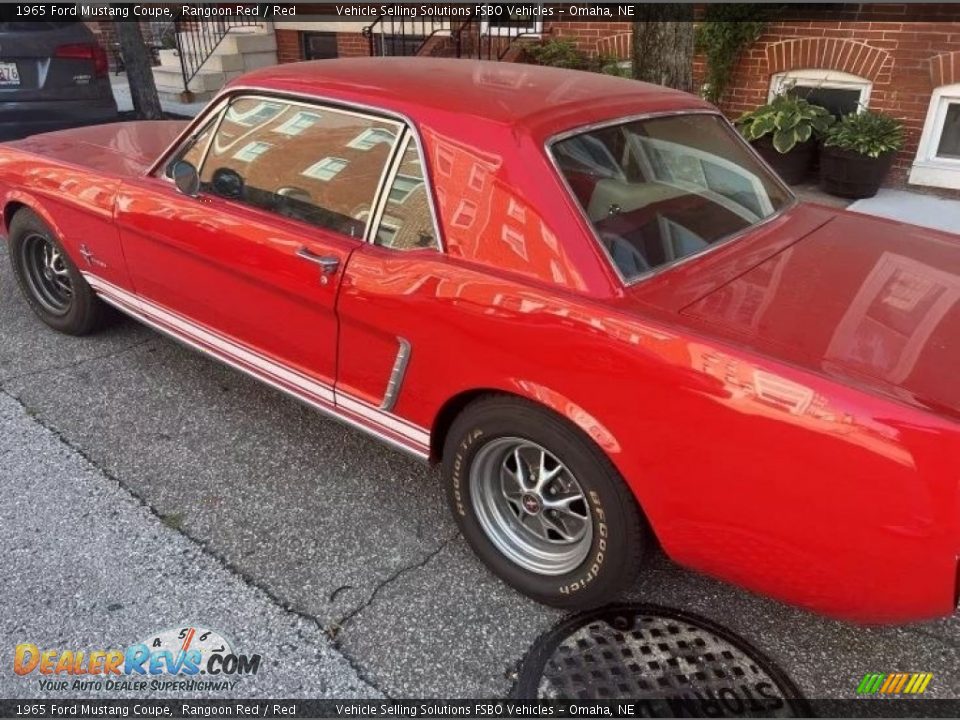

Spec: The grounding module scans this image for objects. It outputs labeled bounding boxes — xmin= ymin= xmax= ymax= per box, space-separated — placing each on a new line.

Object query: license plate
xmin=0 ymin=62 xmax=20 ymax=86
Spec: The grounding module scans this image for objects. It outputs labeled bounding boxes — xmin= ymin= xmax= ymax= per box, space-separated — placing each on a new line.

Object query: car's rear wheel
xmin=443 ymin=395 xmax=650 ymax=609
xmin=8 ymin=209 xmax=106 ymax=335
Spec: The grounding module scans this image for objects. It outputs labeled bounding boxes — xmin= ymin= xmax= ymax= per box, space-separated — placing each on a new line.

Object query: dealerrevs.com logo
xmin=13 ymin=626 xmax=261 ymax=693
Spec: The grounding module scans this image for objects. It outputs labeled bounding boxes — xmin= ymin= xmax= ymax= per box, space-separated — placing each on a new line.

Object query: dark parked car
xmin=0 ymin=21 xmax=118 ymax=140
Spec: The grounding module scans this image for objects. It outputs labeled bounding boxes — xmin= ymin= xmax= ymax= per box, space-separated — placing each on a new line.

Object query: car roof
xmin=230 ymin=57 xmax=715 ymax=141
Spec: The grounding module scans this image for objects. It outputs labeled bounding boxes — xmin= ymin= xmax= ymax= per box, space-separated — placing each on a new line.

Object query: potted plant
xmin=736 ymin=95 xmax=834 ymax=184
xmin=819 ymin=110 xmax=905 ymax=199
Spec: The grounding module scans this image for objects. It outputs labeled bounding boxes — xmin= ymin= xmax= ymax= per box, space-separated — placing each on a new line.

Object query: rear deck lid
xmin=680 ymin=211 xmax=960 ymax=420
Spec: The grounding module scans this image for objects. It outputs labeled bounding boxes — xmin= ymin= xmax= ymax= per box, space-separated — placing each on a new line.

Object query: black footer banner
xmin=3 ymin=699 xmax=960 ymax=719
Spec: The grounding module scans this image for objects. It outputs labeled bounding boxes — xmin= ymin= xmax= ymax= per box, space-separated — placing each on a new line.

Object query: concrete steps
xmin=152 ymin=26 xmax=277 ymax=103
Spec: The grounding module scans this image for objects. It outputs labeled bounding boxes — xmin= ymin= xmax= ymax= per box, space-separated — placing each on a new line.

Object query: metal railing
xmin=363 ymin=16 xmax=460 ymax=57
xmin=173 ymin=17 xmax=262 ymax=94
xmin=365 ymin=13 xmax=541 ymax=62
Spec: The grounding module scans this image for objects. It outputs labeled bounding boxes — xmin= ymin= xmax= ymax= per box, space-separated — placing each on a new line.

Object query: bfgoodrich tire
xmin=443 ymin=395 xmax=651 ymax=609
xmin=7 ymin=209 xmax=106 ymax=336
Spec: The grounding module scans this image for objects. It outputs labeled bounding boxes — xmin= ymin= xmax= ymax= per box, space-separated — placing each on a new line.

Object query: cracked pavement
xmin=0 ymin=240 xmax=958 ymax=700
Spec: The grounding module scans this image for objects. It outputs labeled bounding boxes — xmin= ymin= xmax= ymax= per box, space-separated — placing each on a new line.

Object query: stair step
xmin=152 ymin=65 xmax=242 ymax=93
xmin=157 ymin=88 xmax=217 ymax=104
xmin=177 ymin=29 xmax=276 ymax=56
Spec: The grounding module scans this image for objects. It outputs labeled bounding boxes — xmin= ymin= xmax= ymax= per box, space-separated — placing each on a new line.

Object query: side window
xmin=373 ymin=139 xmax=437 ymax=251
xmin=198 ymin=96 xmax=401 ymax=238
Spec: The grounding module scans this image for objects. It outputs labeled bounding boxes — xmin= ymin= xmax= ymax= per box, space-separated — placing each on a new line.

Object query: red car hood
xmin=7 ymin=120 xmax=187 ymax=177
xmin=680 ymin=210 xmax=960 ymax=421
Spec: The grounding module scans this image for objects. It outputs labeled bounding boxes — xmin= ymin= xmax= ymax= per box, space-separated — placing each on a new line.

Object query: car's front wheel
xmin=443 ymin=395 xmax=650 ymax=608
xmin=8 ymin=208 xmax=106 ymax=335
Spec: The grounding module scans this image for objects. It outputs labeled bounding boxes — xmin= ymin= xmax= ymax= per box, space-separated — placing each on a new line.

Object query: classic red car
xmin=1 ymin=58 xmax=957 ymax=623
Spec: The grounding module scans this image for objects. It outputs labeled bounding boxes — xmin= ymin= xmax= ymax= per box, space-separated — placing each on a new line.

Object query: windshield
xmin=551 ymin=113 xmax=792 ymax=282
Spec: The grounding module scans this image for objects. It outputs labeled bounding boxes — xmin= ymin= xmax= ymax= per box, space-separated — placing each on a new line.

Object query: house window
xmin=388 ymin=174 xmax=423 ymax=204
xmin=348 ymin=128 xmax=396 ymax=151
xmin=302 ymin=31 xmax=338 ymax=60
xmin=232 ymin=141 xmax=272 ymax=162
xmin=910 ymin=83 xmax=960 ymax=190
xmin=302 ymin=157 xmax=348 ymax=181
xmin=273 ymin=111 xmax=322 ymax=136
xmin=769 ymin=69 xmax=871 ymax=116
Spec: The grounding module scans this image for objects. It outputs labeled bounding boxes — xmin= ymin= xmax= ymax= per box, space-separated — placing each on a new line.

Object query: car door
xmin=113 ymin=95 xmax=404 ymax=401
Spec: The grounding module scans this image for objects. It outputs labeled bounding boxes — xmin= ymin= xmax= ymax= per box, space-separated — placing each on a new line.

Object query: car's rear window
xmin=550 ymin=113 xmax=792 ymax=282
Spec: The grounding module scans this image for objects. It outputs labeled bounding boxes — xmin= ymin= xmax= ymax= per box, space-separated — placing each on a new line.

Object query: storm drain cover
xmin=515 ymin=604 xmax=810 ymax=717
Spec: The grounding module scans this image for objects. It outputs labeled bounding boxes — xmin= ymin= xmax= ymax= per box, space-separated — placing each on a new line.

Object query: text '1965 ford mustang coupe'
xmin=1 ymin=58 xmax=957 ymax=623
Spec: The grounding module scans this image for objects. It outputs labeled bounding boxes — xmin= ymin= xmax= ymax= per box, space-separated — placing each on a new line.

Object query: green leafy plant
xmin=525 ymin=39 xmax=590 ymax=71
xmin=736 ymin=94 xmax=835 ymax=154
xmin=695 ymin=5 xmax=767 ymax=104
xmin=823 ymin=110 xmax=905 ymax=158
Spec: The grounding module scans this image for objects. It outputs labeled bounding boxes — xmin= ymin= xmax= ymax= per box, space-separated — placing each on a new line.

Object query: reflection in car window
xmin=373 ymin=140 xmax=437 ymax=251
xmin=198 ymin=96 xmax=402 ymax=238
xmin=164 ymin=110 xmax=221 ymax=178
xmin=552 ymin=114 xmax=791 ymax=281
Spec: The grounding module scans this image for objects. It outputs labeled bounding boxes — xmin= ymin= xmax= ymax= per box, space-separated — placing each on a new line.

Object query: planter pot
xmin=818 ymin=146 xmax=895 ymax=199
xmin=751 ymin=136 xmax=816 ymax=185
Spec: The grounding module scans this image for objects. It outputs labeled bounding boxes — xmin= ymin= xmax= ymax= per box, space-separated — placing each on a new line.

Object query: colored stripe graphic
xmin=857 ymin=673 xmax=932 ymax=695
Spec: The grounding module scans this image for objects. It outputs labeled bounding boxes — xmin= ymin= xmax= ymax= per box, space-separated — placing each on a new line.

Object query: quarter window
xmin=372 ymin=139 xmax=437 ymax=251
xmin=198 ymin=96 xmax=401 ymax=237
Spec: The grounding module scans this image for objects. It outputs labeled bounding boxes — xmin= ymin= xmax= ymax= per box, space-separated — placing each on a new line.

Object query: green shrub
xmin=525 ymin=39 xmax=590 ymax=71
xmin=736 ymin=94 xmax=834 ymax=154
xmin=823 ymin=110 xmax=905 ymax=158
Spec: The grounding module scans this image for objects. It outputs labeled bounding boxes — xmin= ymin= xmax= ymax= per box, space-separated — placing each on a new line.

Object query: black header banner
xmin=1 ymin=2 xmax=959 ymax=23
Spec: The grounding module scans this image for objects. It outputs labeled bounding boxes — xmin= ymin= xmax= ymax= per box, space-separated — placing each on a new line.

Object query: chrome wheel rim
xmin=21 ymin=232 xmax=72 ymax=315
xmin=470 ymin=437 xmax=593 ymax=576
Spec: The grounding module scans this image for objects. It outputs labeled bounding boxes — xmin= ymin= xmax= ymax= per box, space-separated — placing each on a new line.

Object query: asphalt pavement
xmin=0 ymin=239 xmax=958 ymax=700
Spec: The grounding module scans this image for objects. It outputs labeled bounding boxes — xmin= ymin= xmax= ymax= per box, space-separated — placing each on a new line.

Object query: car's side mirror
xmin=212 ymin=168 xmax=244 ymax=200
xmin=172 ymin=160 xmax=200 ymax=197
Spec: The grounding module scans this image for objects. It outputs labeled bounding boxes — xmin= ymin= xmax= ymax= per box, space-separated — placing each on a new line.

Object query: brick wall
xmin=693 ymin=8 xmax=960 ymax=190
xmin=337 ymin=32 xmax=370 ymax=57
xmin=546 ymin=21 xmax=627 ymax=54
xmin=275 ymin=28 xmax=301 ymax=63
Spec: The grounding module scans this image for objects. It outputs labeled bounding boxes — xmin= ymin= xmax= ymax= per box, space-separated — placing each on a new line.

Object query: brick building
xmin=95 ymin=5 xmax=960 ymax=193
xmin=272 ymin=7 xmax=960 ymax=194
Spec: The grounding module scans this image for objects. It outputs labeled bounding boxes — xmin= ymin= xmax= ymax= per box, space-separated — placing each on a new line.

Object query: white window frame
xmin=232 ymin=141 xmax=272 ymax=162
xmin=302 ymin=156 xmax=348 ymax=182
xmin=273 ymin=110 xmax=322 ymax=136
xmin=768 ymin=69 xmax=872 ymax=111
xmin=387 ymin=174 xmax=422 ymax=204
xmin=347 ymin=127 xmax=397 ymax=151
xmin=909 ymin=83 xmax=960 ymax=190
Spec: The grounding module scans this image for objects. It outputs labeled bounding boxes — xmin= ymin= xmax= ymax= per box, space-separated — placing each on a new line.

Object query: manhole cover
xmin=515 ymin=604 xmax=810 ymax=717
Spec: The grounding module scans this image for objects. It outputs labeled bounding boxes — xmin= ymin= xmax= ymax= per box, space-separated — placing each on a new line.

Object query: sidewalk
xmin=0 ymin=388 xmax=379 ymax=699
xmin=796 ymin=183 xmax=959 ymax=235
xmin=848 ymin=188 xmax=960 ymax=235
xmin=111 ymin=72 xmax=207 ymax=118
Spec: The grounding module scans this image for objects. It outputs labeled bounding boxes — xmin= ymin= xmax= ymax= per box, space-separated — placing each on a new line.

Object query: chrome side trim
xmin=145 ymin=84 xmax=446 ymax=254
xmin=82 ymin=274 xmax=430 ymax=461
xmin=543 ymin=109 xmax=797 ymax=289
xmin=380 ymin=337 xmax=412 ymax=412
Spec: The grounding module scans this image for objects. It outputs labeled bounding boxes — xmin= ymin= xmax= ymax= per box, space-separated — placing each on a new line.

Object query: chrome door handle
xmin=296 ymin=247 xmax=340 ymax=274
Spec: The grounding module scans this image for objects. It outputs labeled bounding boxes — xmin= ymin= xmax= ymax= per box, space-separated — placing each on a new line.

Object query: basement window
xmin=909 ymin=83 xmax=960 ymax=190
xmin=769 ymin=69 xmax=871 ymax=116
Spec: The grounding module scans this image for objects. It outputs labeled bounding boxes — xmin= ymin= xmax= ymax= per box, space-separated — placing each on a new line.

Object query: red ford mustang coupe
xmin=1 ymin=59 xmax=957 ymax=623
